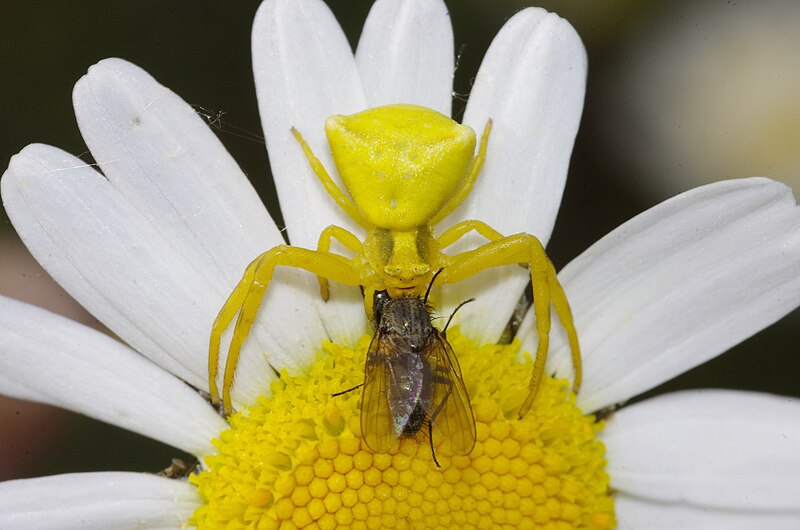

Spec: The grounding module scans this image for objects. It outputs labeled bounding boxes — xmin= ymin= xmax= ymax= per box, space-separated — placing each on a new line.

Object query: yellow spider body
xmin=209 ymin=104 xmax=582 ymax=417
xmin=327 ymin=105 xmax=475 ymax=230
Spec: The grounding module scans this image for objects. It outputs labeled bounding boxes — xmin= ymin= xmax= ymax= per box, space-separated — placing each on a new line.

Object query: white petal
xmin=252 ymin=0 xmax=368 ymax=345
xmin=73 ymin=59 xmax=288 ymax=402
xmin=356 ymin=0 xmax=453 ymax=114
xmin=0 ymin=295 xmax=226 ymax=457
xmin=253 ymin=0 xmax=364 ymax=246
xmin=519 ymin=177 xmax=800 ymax=411
xmin=72 ymin=58 xmax=280 ymax=289
xmin=71 ymin=58 xmax=338 ymax=406
xmin=1 ymin=145 xmax=218 ymax=388
xmin=460 ymin=7 xmax=586 ymax=239
xmin=616 ymin=494 xmax=800 ymax=530
xmin=0 ymin=374 xmax=45 ymax=404
xmin=604 ymin=391 xmax=800 ymax=513
xmin=440 ymin=8 xmax=587 ymax=342
xmin=2 ymin=142 xmax=291 ymax=408
xmin=5 ymin=142 xmax=321 ymax=411
xmin=0 ymin=472 xmax=200 ymax=530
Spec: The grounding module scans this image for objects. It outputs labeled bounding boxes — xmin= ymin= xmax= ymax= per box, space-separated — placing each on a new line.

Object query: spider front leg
xmin=437 ymin=220 xmax=504 ymax=249
xmin=209 ymin=254 xmax=261 ymax=404
xmin=440 ymin=232 xmax=582 ymax=418
xmin=209 ymin=246 xmax=361 ymax=415
xmin=316 ymin=225 xmax=364 ymax=301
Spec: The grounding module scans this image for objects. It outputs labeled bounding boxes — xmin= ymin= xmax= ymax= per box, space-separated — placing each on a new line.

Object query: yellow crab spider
xmin=209 ymin=104 xmax=582 ymax=417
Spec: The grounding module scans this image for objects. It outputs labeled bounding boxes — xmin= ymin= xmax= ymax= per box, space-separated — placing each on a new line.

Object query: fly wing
xmin=361 ymin=331 xmax=400 ymax=453
xmin=425 ymin=331 xmax=477 ymax=455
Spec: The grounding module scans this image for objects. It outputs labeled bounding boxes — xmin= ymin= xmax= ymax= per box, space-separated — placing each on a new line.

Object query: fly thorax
xmin=380 ymin=297 xmax=434 ymax=350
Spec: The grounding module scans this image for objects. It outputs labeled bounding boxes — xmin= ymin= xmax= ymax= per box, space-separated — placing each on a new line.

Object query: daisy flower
xmin=1 ymin=1 xmax=800 ymax=529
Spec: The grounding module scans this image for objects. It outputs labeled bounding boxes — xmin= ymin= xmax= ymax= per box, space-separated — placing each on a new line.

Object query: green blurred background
xmin=1 ymin=1 xmax=798 ymax=481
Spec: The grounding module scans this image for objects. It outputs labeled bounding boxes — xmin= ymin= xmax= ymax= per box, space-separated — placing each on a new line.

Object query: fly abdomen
xmin=402 ymin=403 xmax=428 ymax=436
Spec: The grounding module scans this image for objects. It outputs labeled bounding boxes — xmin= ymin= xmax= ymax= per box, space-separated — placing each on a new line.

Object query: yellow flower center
xmin=191 ymin=330 xmax=615 ymax=530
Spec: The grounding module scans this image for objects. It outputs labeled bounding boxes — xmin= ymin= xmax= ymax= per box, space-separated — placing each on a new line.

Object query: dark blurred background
xmin=1 ymin=1 xmax=798 ymax=481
